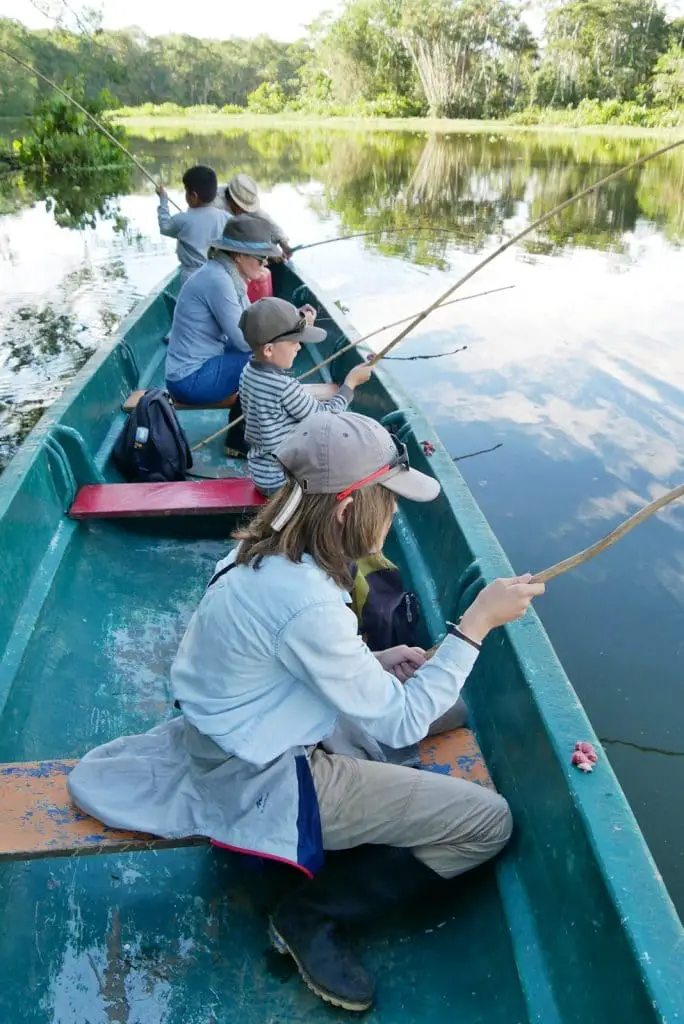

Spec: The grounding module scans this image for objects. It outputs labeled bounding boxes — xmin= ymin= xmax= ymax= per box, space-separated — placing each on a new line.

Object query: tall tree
xmin=399 ymin=0 xmax=537 ymax=116
xmin=537 ymin=0 xmax=668 ymax=105
xmin=299 ymin=0 xmax=418 ymax=109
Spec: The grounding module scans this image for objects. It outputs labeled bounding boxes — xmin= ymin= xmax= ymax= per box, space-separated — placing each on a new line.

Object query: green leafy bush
xmin=247 ymin=83 xmax=287 ymax=114
xmin=14 ymin=90 xmax=132 ymax=229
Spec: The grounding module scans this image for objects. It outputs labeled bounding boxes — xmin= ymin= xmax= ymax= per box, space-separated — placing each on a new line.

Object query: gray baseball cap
xmin=239 ymin=297 xmax=327 ymax=350
xmin=275 ymin=412 xmax=441 ymax=503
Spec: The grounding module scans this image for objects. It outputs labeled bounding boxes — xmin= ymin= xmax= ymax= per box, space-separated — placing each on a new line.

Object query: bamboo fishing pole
xmin=292 ymin=226 xmax=461 ymax=253
xmin=198 ymin=134 xmax=684 ymax=451
xmin=367 ymin=133 xmax=684 ymax=366
xmin=191 ymin=283 xmax=512 ymax=452
xmin=531 ymin=484 xmax=684 ymax=584
xmin=293 ymin=284 xmax=512 ymax=380
xmin=418 ymin=484 xmax=684 ymax=658
xmin=0 ymin=44 xmax=182 ymax=212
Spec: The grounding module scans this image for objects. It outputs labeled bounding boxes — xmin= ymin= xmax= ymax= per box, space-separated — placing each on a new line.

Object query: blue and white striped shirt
xmin=239 ymin=360 xmax=353 ymax=493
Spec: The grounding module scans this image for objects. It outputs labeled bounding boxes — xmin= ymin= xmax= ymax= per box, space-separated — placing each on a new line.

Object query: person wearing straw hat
xmin=67 ymin=411 xmax=544 ymax=1014
xmin=164 ymin=214 xmax=281 ymax=406
xmin=216 ymin=172 xmax=293 ymax=259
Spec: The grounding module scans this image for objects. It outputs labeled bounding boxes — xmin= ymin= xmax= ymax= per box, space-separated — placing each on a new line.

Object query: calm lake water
xmin=2 ymin=124 xmax=684 ymax=914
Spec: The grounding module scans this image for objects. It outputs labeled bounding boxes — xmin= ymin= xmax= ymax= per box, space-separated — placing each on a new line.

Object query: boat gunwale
xmin=0 ymin=267 xmax=178 ymax=517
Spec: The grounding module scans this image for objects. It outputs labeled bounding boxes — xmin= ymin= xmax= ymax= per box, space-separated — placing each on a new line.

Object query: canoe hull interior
xmin=0 ymin=264 xmax=680 ymax=1023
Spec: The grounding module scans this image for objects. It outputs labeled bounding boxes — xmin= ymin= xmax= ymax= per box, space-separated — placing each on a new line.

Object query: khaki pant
xmin=310 ymin=702 xmax=512 ymax=879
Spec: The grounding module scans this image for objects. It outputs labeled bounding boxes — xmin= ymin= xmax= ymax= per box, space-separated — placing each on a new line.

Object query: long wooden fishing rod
xmin=292 ymin=226 xmax=461 ymax=253
xmin=294 ymin=283 xmax=513 ymax=380
xmin=421 ymin=483 xmax=684 ymax=659
xmin=191 ymin=283 xmax=512 ymax=452
xmin=204 ymin=133 xmax=684 ymax=453
xmin=367 ymin=133 xmax=684 ymax=366
xmin=531 ymin=484 xmax=684 ymax=584
xmin=0 ymin=44 xmax=182 ymax=212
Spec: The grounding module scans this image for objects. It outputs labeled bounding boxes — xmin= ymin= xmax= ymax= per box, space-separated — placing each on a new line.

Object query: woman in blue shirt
xmin=165 ymin=215 xmax=280 ymax=405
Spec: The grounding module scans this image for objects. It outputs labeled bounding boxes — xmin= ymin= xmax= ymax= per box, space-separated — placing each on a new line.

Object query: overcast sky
xmin=0 ymin=0 xmax=338 ymax=41
xmin=1 ymin=0 xmax=683 ymax=42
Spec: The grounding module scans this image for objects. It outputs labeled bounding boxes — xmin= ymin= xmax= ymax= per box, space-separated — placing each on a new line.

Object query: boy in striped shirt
xmin=238 ymin=298 xmax=372 ymax=495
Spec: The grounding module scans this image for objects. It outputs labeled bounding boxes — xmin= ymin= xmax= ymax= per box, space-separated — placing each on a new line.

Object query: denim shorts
xmin=167 ymin=350 xmax=250 ymax=404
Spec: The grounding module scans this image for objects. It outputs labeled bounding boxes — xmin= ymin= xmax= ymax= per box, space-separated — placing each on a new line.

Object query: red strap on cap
xmin=335 ymin=464 xmax=392 ymax=501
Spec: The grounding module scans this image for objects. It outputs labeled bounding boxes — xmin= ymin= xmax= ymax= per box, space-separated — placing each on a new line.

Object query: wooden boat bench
xmin=122 ymin=382 xmax=339 ymax=413
xmin=0 ymin=730 xmax=493 ymax=861
xmin=123 ymin=390 xmax=238 ymax=413
xmin=68 ymin=478 xmax=267 ymax=519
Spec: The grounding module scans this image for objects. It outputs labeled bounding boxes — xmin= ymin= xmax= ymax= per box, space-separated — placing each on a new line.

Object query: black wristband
xmin=446 ymin=622 xmax=482 ymax=652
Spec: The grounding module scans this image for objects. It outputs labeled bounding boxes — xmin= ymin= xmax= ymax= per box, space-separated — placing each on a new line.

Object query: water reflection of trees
xmin=7 ymin=122 xmax=682 ymax=258
xmin=4 ymin=305 xmax=94 ymax=372
xmin=0 ymin=151 xmax=132 ymax=229
xmin=0 ymin=403 xmax=45 ymax=471
xmin=126 ymin=128 xmax=684 ymax=263
xmin=0 ymin=287 xmax=125 ymax=470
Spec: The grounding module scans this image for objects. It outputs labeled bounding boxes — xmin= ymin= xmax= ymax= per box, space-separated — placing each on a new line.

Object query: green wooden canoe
xmin=0 ymin=263 xmax=681 ymax=1023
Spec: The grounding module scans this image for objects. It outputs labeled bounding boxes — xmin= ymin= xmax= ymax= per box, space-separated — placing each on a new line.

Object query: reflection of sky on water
xmin=298 ymin=213 xmax=684 ymax=910
xmin=2 ymin=162 xmax=684 ymax=911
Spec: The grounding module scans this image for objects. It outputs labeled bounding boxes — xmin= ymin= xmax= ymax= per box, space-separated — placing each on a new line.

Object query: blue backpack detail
xmin=113 ymin=387 xmax=192 ymax=483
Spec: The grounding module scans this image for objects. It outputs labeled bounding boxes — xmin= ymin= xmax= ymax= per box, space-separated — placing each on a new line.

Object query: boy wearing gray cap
xmin=238 ymin=297 xmax=372 ymax=495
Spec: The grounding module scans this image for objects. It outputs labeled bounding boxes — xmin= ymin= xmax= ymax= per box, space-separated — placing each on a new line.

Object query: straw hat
xmin=226 ymin=173 xmax=260 ymax=214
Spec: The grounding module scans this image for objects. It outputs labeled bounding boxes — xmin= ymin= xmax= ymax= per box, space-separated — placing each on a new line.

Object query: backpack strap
xmin=206 ymin=561 xmax=237 ymax=589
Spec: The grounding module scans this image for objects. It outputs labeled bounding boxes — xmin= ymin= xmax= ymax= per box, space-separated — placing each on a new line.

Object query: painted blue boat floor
xmin=0 ymin=847 xmax=528 ymax=1023
xmin=0 ymin=524 xmax=228 ymax=762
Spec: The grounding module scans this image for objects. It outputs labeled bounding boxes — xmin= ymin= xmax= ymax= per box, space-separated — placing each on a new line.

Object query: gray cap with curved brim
xmin=239 ymin=297 xmax=327 ymax=349
xmin=275 ymin=411 xmax=440 ymax=503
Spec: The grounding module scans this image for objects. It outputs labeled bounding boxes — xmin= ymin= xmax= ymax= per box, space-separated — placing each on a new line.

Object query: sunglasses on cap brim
xmin=265 ymin=317 xmax=307 ymax=344
xmin=335 ymin=433 xmax=410 ymax=501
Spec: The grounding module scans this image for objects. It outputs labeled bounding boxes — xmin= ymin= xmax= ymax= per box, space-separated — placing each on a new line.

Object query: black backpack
xmin=350 ymin=555 xmax=420 ymax=651
xmin=113 ymin=387 xmax=192 ymax=483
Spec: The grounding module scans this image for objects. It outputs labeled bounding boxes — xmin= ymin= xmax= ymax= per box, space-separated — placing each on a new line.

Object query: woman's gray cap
xmin=275 ymin=411 xmax=441 ymax=501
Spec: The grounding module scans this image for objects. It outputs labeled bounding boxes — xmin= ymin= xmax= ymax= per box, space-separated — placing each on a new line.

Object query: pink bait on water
xmin=572 ymin=741 xmax=598 ymax=772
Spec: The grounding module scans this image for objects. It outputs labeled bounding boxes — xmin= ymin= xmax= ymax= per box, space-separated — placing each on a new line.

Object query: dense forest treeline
xmin=2 ymin=0 xmax=684 ymax=125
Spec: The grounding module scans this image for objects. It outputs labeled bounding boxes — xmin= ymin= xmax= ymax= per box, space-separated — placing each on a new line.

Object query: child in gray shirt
xmin=157 ymin=165 xmax=228 ymax=286
xmin=238 ymin=297 xmax=372 ymax=495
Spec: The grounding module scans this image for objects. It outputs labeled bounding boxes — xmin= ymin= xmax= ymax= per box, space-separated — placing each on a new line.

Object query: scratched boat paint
xmin=0 ymin=264 xmax=682 ymax=1022
xmin=0 ymin=730 xmax=486 ymax=858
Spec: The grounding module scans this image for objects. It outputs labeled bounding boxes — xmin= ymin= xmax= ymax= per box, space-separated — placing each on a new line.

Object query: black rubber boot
xmin=270 ymin=905 xmax=375 ymax=1011
xmin=270 ymin=846 xmax=442 ymax=1012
